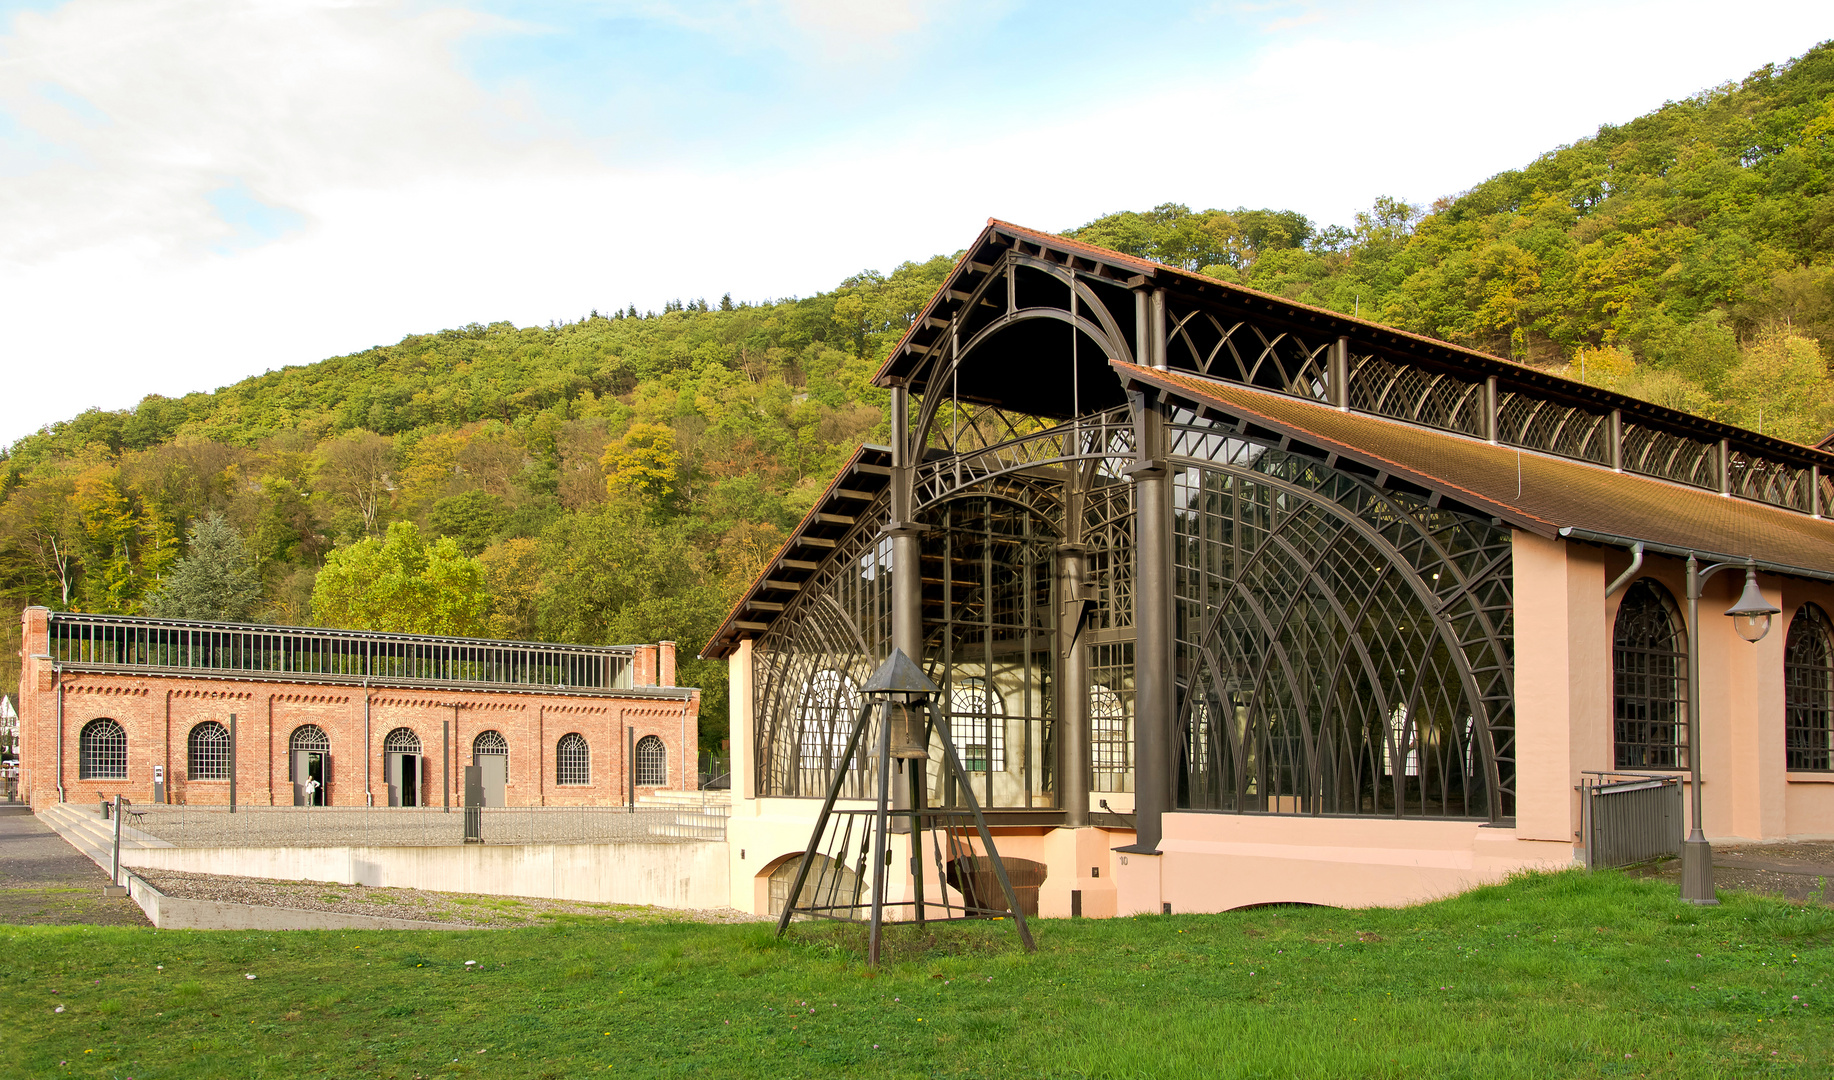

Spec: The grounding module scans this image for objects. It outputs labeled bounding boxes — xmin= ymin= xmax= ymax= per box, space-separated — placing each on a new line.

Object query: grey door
xmin=292 ymin=751 xmax=327 ymax=806
xmin=478 ymin=755 xmax=507 ymax=807
xmin=385 ymin=752 xmax=420 ymax=807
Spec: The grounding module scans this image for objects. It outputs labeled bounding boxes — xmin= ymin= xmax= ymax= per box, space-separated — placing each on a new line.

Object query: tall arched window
xmin=78 ymin=718 xmax=127 ymax=780
xmin=1614 ymin=579 xmax=1688 ymax=769
xmin=796 ymin=670 xmax=860 ymax=772
xmin=290 ymin=724 xmax=330 ymax=752
xmin=1785 ymin=603 xmax=1834 ymax=772
xmin=383 ymin=727 xmax=421 ymax=754
xmin=187 ymin=721 xmax=230 ymax=780
xmin=949 ymin=677 xmax=1004 ymax=772
xmin=556 ymin=733 xmax=590 ymax=785
xmin=472 ymin=729 xmax=509 ymax=778
xmin=1091 ymin=684 xmax=1128 ymax=778
xmin=635 ymin=734 xmax=667 ymax=787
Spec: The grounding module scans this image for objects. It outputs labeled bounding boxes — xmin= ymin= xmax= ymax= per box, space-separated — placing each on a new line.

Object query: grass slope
xmin=3 ymin=870 xmax=1830 ymax=1079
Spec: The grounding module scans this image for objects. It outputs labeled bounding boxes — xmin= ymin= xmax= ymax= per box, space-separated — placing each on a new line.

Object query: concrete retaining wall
xmin=124 ymin=870 xmax=465 ymax=931
xmin=123 ymin=840 xmax=731 ymax=910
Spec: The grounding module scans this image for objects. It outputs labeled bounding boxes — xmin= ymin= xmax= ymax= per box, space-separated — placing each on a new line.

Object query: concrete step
xmin=636 ymin=790 xmax=731 ymax=810
xmin=39 ymin=803 xmax=173 ymax=860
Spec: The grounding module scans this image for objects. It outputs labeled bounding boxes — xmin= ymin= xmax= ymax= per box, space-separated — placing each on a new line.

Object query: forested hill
xmin=4 ymin=41 xmax=1833 ymax=738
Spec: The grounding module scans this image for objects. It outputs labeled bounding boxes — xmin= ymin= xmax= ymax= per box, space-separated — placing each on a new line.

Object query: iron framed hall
xmin=706 ymin=220 xmax=1834 ymax=918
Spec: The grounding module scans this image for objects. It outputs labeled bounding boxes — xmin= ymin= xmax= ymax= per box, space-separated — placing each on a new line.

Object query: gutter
xmin=1558 ymin=526 xmax=1834 ymax=585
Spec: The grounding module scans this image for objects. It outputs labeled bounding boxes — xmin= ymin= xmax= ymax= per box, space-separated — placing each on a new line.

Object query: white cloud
xmin=1 ymin=0 xmax=1830 ymax=446
xmin=0 ymin=0 xmax=573 ymax=265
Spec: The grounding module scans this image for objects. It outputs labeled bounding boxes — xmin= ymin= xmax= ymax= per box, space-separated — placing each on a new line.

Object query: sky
xmin=1 ymin=0 xmax=1830 ymax=447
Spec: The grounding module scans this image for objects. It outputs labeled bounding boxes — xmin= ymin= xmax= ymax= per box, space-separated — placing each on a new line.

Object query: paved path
xmin=0 ymin=805 xmax=150 ymax=926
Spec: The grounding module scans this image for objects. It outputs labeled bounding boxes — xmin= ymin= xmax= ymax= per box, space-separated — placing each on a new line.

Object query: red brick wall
xmin=17 ymin=609 xmax=701 ymax=810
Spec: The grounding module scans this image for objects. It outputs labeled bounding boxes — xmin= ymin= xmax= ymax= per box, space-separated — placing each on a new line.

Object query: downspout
xmin=1605 ymin=542 xmax=1645 ymax=599
xmin=363 ymin=676 xmax=372 ymax=806
xmin=54 ymin=661 xmax=65 ymax=803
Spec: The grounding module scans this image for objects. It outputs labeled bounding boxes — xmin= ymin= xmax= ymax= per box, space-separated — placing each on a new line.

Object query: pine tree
xmin=144 ymin=513 xmax=264 ymax=622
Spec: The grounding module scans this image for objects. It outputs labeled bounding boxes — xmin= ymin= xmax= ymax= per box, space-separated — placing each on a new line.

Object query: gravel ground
xmin=128 ymin=805 xmax=724 ymax=848
xmin=134 ymin=868 xmax=768 ymax=927
xmin=1631 ymin=840 xmax=1834 ymax=904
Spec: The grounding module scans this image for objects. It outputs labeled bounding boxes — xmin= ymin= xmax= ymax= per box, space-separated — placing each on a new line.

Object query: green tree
xmin=600 ymin=423 xmax=680 ymax=505
xmin=145 ymin=513 xmax=263 ymax=621
xmin=310 ymin=521 xmax=489 ymax=636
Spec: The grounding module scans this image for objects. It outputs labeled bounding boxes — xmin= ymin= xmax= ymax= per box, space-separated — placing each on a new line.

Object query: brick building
xmin=16 ymin=607 xmax=699 ymax=810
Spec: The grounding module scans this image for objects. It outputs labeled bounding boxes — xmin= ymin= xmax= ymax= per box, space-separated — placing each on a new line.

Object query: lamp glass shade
xmin=1724 ymin=569 xmax=1780 ymax=644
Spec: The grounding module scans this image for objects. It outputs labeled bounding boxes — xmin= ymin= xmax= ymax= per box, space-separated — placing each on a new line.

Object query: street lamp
xmin=1681 ymin=556 xmax=1780 ymax=905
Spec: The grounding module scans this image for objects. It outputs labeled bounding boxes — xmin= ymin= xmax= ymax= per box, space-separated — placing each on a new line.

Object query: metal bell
xmin=888 ymin=700 xmax=930 ymax=760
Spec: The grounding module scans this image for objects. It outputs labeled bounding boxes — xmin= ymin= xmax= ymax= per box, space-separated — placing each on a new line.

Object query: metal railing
xmin=122 ymin=804 xmax=727 ymax=848
xmin=1581 ymin=772 xmax=1683 ymax=869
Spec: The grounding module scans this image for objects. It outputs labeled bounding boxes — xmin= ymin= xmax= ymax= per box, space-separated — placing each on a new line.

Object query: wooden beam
xmin=795 ymin=536 xmax=838 ymax=549
xmin=813 ymin=513 xmax=856 ymax=526
xmin=745 ymin=600 xmax=786 ymax=612
xmin=778 ymin=559 xmax=820 ymax=571
xmin=851 ymin=462 xmax=892 ymax=476
xmin=832 ymin=487 xmax=877 ymax=500
xmin=761 ymin=579 xmax=803 ymax=591
xmin=734 ymin=621 xmax=770 ymax=631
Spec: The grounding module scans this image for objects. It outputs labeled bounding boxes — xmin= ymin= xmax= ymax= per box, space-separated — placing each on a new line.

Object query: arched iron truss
xmin=1166 ymin=412 xmax=1515 ymax=821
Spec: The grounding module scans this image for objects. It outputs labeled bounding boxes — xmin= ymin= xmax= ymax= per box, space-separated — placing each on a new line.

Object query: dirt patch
xmin=134 ymin=868 xmax=769 ymax=927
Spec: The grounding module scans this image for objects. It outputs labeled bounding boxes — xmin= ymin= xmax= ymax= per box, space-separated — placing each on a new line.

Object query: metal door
xmin=478 ymin=755 xmax=507 ymax=807
xmin=293 ymin=751 xmax=327 ymax=806
xmin=386 ymin=752 xmax=420 ymax=807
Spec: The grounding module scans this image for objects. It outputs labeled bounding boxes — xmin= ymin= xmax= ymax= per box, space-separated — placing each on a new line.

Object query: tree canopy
xmin=4 ymin=40 xmax=1833 ymax=746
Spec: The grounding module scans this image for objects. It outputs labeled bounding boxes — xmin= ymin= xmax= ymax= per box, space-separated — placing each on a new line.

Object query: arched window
xmin=187 ymin=721 xmax=230 ymax=780
xmin=1091 ymin=684 xmax=1128 ymax=776
xmin=1786 ymin=603 xmax=1834 ymax=772
xmin=635 ymin=735 xmax=667 ymax=787
xmin=472 ymin=729 xmax=508 ymax=779
xmin=383 ymin=727 xmax=421 ymax=754
xmin=78 ymin=718 xmax=127 ymax=780
xmin=1614 ymin=579 xmax=1688 ymax=769
xmin=949 ymin=677 xmax=1004 ymax=772
xmin=290 ymin=724 xmax=330 ymax=752
xmin=556 ymin=733 xmax=590 ymax=785
xmin=796 ymin=670 xmax=860 ymax=772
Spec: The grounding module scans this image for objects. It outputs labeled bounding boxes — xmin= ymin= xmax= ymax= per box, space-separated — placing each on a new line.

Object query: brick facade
xmin=16 ymin=607 xmax=700 ymax=810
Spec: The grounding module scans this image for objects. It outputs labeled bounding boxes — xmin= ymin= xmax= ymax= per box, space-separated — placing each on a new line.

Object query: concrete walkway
xmin=0 ymin=805 xmax=149 ymax=926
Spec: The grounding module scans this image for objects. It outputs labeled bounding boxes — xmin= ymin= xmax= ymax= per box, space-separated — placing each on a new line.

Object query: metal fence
xmin=1581 ymin=773 xmax=1683 ymax=869
xmin=123 ymin=804 xmax=727 ymax=848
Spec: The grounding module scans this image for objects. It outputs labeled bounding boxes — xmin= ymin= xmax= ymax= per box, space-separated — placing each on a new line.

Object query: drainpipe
xmin=362 ymin=677 xmax=372 ymax=806
xmin=1604 ymin=542 xmax=1645 ymax=599
xmin=53 ymin=660 xmax=66 ymax=803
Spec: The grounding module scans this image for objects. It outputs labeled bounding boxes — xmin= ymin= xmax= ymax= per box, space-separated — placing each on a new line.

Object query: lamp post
xmin=1680 ymin=555 xmax=1780 ymax=904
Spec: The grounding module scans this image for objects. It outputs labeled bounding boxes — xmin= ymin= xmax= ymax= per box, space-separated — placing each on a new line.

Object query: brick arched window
xmin=473 ymin=729 xmax=509 ymax=779
xmin=635 ymin=735 xmax=667 ymax=787
xmin=1614 ymin=579 xmax=1688 ymax=769
xmin=556 ymin=733 xmax=590 ymax=786
xmin=187 ymin=721 xmax=230 ymax=780
xmin=1786 ymin=602 xmax=1834 ymax=772
xmin=290 ymin=725 xmax=330 ymax=752
xmin=79 ymin=718 xmax=127 ymax=780
xmin=383 ymin=727 xmax=421 ymax=754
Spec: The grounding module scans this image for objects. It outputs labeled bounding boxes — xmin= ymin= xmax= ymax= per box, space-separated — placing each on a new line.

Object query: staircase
xmin=36 ymin=802 xmax=174 ymax=878
xmin=635 ymin=789 xmax=730 ymax=840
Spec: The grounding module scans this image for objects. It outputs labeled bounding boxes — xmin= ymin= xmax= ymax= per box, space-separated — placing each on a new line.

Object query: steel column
xmin=1125 ymin=385 xmax=1173 ymax=852
xmin=1057 ymin=542 xmax=1091 ymax=827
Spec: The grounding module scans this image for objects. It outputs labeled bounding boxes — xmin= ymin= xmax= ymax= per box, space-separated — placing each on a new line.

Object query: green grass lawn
xmin=3 ymin=870 xmax=1830 ymax=1079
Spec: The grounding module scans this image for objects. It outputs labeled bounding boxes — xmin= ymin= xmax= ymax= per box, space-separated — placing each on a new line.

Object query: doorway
xmin=383 ymin=727 xmax=424 ymax=807
xmin=291 ymin=750 xmax=327 ymax=806
xmin=386 ymin=752 xmax=420 ymax=807
xmin=472 ymin=730 xmax=509 ymax=807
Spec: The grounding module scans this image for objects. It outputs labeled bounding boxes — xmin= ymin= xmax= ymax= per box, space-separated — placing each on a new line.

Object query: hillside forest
xmin=4 ymin=41 xmax=1834 ymax=746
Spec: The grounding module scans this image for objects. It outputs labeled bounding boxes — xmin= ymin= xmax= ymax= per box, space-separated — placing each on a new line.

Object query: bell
xmin=888 ymin=700 xmax=930 ymax=760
